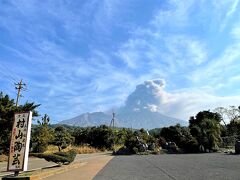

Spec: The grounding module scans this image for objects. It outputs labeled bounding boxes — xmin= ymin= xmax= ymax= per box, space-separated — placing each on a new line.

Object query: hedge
xmin=31 ymin=149 xmax=77 ymax=165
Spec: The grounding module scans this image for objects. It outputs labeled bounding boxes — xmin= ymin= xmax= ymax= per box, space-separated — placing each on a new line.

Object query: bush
xmin=52 ymin=126 xmax=74 ymax=152
xmin=54 ymin=149 xmax=77 ymax=163
xmin=113 ymin=146 xmax=131 ymax=155
xmin=167 ymin=142 xmax=178 ymax=153
xmin=124 ymin=135 xmax=148 ymax=154
xmin=31 ymin=150 xmax=77 ymax=165
xmin=32 ymin=142 xmax=48 ymax=153
xmin=125 ymin=136 xmax=139 ymax=154
xmin=185 ymin=138 xmax=199 ymax=153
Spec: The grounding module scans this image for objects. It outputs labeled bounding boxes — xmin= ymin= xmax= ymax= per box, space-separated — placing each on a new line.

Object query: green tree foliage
xmin=189 ymin=111 xmax=222 ymax=151
xmin=124 ymin=128 xmax=156 ymax=154
xmin=0 ymin=92 xmax=40 ymax=154
xmin=52 ymin=126 xmax=74 ymax=151
xmin=31 ymin=114 xmax=54 ymax=153
xmin=72 ymin=125 xmax=114 ymax=150
xmin=227 ymin=120 xmax=240 ymax=136
xmin=124 ymin=129 xmax=140 ymax=154
xmin=160 ymin=124 xmax=198 ymax=152
xmin=114 ymin=128 xmax=128 ymax=145
xmin=149 ymin=128 xmax=162 ymax=138
xmin=88 ymin=125 xmax=114 ymax=149
xmin=72 ymin=127 xmax=91 ymax=145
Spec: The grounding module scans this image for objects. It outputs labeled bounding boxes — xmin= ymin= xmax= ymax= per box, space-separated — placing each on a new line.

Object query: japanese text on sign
xmin=8 ymin=112 xmax=32 ymax=171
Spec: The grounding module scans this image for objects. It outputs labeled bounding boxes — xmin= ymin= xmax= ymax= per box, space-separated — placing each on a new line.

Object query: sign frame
xmin=7 ymin=111 xmax=32 ymax=172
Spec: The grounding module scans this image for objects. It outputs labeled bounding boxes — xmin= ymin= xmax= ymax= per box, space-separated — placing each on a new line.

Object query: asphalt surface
xmin=94 ymin=153 xmax=240 ymax=180
xmin=0 ymin=152 xmax=110 ymax=178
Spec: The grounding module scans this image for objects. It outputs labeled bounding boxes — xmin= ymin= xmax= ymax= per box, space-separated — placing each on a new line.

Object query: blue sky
xmin=0 ymin=0 xmax=240 ymax=123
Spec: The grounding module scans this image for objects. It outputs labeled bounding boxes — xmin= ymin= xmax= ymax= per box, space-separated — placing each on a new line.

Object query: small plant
xmin=31 ymin=149 xmax=77 ymax=165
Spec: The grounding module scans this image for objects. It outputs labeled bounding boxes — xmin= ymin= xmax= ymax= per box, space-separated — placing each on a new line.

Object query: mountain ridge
xmin=58 ymin=110 xmax=187 ymax=129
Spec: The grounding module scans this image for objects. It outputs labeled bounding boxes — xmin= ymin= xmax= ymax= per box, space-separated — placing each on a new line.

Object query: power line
xmin=0 ymin=62 xmax=20 ymax=81
xmin=0 ymin=66 xmax=18 ymax=82
xmin=0 ymin=70 xmax=16 ymax=83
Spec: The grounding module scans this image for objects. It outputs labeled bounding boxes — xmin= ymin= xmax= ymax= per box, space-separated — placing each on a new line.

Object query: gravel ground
xmin=94 ymin=153 xmax=240 ymax=180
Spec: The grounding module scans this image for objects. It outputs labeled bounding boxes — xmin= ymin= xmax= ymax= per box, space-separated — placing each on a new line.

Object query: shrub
xmin=158 ymin=137 xmax=167 ymax=149
xmin=125 ymin=136 xmax=139 ymax=154
xmin=184 ymin=138 xmax=199 ymax=153
xmin=54 ymin=149 xmax=77 ymax=163
xmin=167 ymin=142 xmax=178 ymax=153
xmin=113 ymin=146 xmax=131 ymax=155
xmin=52 ymin=126 xmax=74 ymax=152
xmin=32 ymin=143 xmax=48 ymax=153
xmin=31 ymin=150 xmax=77 ymax=165
xmin=124 ymin=135 xmax=148 ymax=154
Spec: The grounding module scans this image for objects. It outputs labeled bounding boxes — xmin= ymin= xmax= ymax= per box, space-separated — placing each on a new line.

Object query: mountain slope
xmin=59 ymin=112 xmax=112 ymax=127
xmin=59 ymin=110 xmax=187 ymax=129
xmin=116 ymin=110 xmax=187 ymax=129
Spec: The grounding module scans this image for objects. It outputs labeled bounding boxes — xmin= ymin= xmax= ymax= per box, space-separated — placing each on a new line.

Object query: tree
xmin=31 ymin=114 xmax=54 ymax=153
xmin=227 ymin=120 xmax=240 ymax=136
xmin=214 ymin=106 xmax=240 ymax=136
xmin=88 ymin=125 xmax=114 ymax=150
xmin=72 ymin=127 xmax=90 ymax=145
xmin=114 ymin=128 xmax=128 ymax=145
xmin=214 ymin=107 xmax=227 ymax=126
xmin=160 ymin=124 xmax=198 ymax=152
xmin=189 ymin=111 xmax=222 ymax=151
xmin=0 ymin=92 xmax=40 ymax=154
xmin=149 ymin=128 xmax=162 ymax=138
xmin=71 ymin=125 xmax=116 ymax=149
xmin=52 ymin=126 xmax=74 ymax=151
xmin=214 ymin=106 xmax=240 ymax=127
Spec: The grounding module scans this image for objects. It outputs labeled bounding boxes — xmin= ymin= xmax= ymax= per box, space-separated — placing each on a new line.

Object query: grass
xmin=44 ymin=145 xmax=101 ymax=154
xmin=0 ymin=154 xmax=8 ymax=162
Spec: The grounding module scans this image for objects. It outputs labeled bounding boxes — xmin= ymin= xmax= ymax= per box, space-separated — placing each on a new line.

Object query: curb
xmin=30 ymin=162 xmax=87 ymax=180
xmin=1 ymin=162 xmax=87 ymax=180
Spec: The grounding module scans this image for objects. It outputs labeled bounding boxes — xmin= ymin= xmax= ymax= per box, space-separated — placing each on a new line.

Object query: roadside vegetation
xmin=1 ymin=91 xmax=240 ymax=163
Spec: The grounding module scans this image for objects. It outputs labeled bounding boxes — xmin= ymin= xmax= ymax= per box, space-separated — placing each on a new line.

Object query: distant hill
xmin=59 ymin=112 xmax=112 ymax=127
xmin=116 ymin=109 xmax=187 ymax=129
xmin=58 ymin=109 xmax=187 ymax=129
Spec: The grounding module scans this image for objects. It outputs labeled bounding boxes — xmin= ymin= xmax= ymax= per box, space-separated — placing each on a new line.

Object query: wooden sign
xmin=7 ymin=111 xmax=32 ymax=171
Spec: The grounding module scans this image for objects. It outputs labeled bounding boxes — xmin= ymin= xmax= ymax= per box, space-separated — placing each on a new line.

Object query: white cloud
xmin=217 ymin=0 xmax=240 ymax=30
xmin=123 ymin=79 xmax=240 ymax=121
xmin=231 ymin=23 xmax=240 ymax=40
xmin=163 ymin=35 xmax=207 ymax=66
xmin=117 ymin=38 xmax=149 ymax=69
xmin=190 ymin=43 xmax=240 ymax=86
xmin=151 ymin=0 xmax=195 ymax=29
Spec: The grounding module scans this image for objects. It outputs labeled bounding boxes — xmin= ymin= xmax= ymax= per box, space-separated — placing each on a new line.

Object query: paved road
xmin=0 ymin=152 xmax=110 ymax=178
xmin=94 ymin=153 xmax=240 ymax=180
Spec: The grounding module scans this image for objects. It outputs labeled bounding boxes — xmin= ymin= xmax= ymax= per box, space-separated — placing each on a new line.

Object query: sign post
xmin=7 ymin=111 xmax=32 ymax=175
